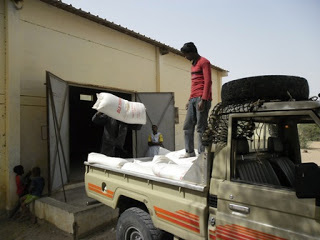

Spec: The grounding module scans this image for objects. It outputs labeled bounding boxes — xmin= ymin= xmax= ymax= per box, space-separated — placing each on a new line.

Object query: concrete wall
xmin=0 ymin=0 xmax=6 ymax=212
xmin=2 ymin=0 xmax=24 ymax=213
xmin=1 ymin=0 xmax=226 ymax=212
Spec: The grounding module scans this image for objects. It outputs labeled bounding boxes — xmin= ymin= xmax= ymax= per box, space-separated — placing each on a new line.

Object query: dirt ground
xmin=0 ymin=213 xmax=116 ymax=240
xmin=301 ymin=141 xmax=320 ymax=166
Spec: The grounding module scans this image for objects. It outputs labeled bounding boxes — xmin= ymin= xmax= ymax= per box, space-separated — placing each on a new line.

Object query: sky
xmin=62 ymin=0 xmax=320 ymax=97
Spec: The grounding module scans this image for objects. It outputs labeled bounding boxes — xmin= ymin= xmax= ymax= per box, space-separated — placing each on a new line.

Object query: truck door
xmin=135 ymin=92 xmax=175 ymax=157
xmin=212 ymin=113 xmax=320 ymax=239
xmin=47 ymin=72 xmax=70 ymax=192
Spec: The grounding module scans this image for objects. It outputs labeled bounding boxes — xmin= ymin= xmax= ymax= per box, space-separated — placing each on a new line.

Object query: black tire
xmin=221 ymin=75 xmax=309 ymax=105
xmin=116 ymin=207 xmax=164 ymax=240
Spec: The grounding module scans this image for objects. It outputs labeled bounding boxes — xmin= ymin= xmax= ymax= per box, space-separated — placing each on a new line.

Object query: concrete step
xmin=32 ymin=183 xmax=118 ymax=238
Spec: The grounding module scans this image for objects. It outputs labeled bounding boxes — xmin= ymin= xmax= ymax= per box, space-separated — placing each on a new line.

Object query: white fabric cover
xmin=92 ymin=92 xmax=146 ymax=124
xmin=87 ymin=152 xmax=128 ymax=168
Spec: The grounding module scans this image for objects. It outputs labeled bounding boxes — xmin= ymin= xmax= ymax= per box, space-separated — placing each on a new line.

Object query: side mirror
xmin=295 ymin=163 xmax=320 ymax=206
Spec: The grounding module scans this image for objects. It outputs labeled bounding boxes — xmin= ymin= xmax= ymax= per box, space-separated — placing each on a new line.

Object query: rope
xmin=202 ymin=100 xmax=263 ymax=146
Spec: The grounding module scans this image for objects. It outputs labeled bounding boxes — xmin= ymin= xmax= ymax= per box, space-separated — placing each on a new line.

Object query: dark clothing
xmin=29 ymin=176 xmax=45 ymax=197
xmin=92 ymin=112 xmax=128 ymax=157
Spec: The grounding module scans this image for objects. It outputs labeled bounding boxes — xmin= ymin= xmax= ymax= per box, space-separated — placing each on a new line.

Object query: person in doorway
xmin=146 ymin=125 xmax=163 ymax=157
xmin=180 ymin=42 xmax=212 ymax=158
xmin=92 ymin=112 xmax=142 ymax=157
xmin=92 ymin=112 xmax=128 ymax=157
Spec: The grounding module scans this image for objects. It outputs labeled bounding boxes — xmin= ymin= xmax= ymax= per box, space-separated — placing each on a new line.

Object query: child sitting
xmin=19 ymin=167 xmax=45 ymax=221
xmin=13 ymin=165 xmax=31 ymax=198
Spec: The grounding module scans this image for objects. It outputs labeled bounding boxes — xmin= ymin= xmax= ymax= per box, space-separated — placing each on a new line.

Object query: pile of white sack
xmin=89 ymin=93 xmax=199 ymax=180
xmin=92 ymin=92 xmax=146 ymax=124
xmin=87 ymin=149 xmax=199 ymax=181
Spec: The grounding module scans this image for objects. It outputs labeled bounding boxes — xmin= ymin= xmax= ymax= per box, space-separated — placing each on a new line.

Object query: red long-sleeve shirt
xmin=189 ymin=57 xmax=212 ymax=101
xmin=16 ymin=175 xmax=25 ymax=197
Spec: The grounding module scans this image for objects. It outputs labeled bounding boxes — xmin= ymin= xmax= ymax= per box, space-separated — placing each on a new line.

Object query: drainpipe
xmin=155 ymin=46 xmax=169 ymax=92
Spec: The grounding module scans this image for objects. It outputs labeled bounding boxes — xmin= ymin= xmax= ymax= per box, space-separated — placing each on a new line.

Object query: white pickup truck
xmin=85 ymin=76 xmax=320 ymax=240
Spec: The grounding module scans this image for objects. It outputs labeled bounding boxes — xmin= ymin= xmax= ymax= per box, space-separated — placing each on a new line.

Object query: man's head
xmin=180 ymin=42 xmax=199 ymax=61
xmin=152 ymin=125 xmax=158 ymax=134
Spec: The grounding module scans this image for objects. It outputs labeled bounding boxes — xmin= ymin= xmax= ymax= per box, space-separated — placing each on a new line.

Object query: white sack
xmin=152 ymin=155 xmax=173 ymax=164
xmin=122 ymin=162 xmax=155 ymax=176
xmin=158 ymin=147 xmax=171 ymax=155
xmin=133 ymin=159 xmax=155 ymax=168
xmin=165 ymin=149 xmax=198 ymax=167
xmin=92 ymin=92 xmax=146 ymax=124
xmin=152 ymin=162 xmax=191 ymax=181
xmin=87 ymin=152 xmax=128 ymax=168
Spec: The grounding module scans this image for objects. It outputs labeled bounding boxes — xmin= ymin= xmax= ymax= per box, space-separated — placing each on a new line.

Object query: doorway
xmin=47 ymin=72 xmax=175 ymax=192
xmin=68 ymin=86 xmax=133 ymax=182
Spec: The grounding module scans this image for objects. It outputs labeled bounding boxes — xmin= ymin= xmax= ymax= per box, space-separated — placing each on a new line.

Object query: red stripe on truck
xmin=154 ymin=206 xmax=200 ymax=233
xmin=88 ymin=183 xmax=114 ymax=199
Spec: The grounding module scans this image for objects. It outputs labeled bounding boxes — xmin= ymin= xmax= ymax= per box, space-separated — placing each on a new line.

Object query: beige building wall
xmin=1 ymin=0 xmax=227 ymax=212
xmin=0 ymin=0 xmax=6 ymax=211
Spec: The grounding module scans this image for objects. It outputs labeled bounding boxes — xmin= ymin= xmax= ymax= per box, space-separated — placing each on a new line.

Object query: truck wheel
xmin=116 ymin=207 xmax=164 ymax=240
xmin=221 ymin=75 xmax=309 ymax=105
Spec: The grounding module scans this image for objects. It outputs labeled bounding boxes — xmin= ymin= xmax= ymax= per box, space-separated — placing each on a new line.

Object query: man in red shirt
xmin=180 ymin=42 xmax=212 ymax=158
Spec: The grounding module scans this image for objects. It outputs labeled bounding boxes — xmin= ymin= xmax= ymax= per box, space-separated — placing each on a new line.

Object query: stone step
xmin=32 ymin=184 xmax=118 ymax=238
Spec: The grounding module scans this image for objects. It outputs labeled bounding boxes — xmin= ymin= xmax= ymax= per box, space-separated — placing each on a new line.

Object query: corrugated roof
xmin=40 ymin=0 xmax=228 ymax=73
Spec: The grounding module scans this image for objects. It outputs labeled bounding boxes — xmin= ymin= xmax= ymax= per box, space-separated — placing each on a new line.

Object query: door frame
xmin=46 ymin=71 xmax=176 ymax=193
xmin=46 ymin=71 xmax=136 ymax=193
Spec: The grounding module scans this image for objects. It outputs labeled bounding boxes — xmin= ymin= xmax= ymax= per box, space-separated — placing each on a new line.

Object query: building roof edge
xmin=40 ymin=0 xmax=228 ymax=73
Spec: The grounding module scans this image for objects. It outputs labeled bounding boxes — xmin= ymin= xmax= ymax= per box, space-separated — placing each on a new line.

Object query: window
xmin=231 ymin=113 xmax=320 ymax=189
xmin=80 ymin=94 xmax=93 ymax=101
xmin=298 ymin=123 xmax=320 ymax=166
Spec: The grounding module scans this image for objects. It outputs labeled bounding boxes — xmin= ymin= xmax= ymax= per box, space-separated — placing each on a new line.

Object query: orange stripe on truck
xmin=209 ymin=229 xmax=216 ymax=240
xmin=215 ymin=224 xmax=287 ymax=240
xmin=225 ymin=225 xmax=287 ymax=240
xmin=88 ymin=183 xmax=114 ymax=199
xmin=176 ymin=210 xmax=200 ymax=221
xmin=217 ymin=226 xmax=257 ymax=240
xmin=154 ymin=206 xmax=200 ymax=233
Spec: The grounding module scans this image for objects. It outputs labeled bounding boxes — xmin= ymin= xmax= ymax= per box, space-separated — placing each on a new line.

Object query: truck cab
xmin=208 ymin=100 xmax=320 ymax=239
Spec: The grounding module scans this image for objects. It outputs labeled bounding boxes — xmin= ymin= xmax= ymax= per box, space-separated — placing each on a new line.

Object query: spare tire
xmin=221 ymin=75 xmax=309 ymax=105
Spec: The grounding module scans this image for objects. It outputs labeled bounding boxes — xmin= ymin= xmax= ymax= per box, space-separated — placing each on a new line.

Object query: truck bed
xmin=84 ymin=161 xmax=206 ymax=192
xmin=84 ymin=156 xmax=210 ymax=240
